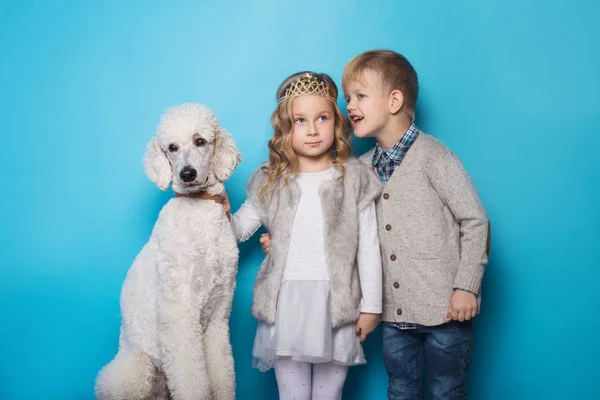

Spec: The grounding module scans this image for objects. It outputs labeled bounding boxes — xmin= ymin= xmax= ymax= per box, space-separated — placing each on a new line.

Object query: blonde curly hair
xmin=260 ymin=71 xmax=351 ymax=202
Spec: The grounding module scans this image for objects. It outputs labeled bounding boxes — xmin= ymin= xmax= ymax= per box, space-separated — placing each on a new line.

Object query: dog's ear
xmin=143 ymin=137 xmax=171 ymax=190
xmin=211 ymin=126 xmax=241 ymax=181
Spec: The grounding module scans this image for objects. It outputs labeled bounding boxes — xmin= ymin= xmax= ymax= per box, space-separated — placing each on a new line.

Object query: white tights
xmin=274 ymin=359 xmax=349 ymax=400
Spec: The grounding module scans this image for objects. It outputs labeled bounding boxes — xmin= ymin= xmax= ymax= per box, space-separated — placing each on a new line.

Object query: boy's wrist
xmin=453 ymin=287 xmax=478 ymax=297
xmin=452 ymin=274 xmax=482 ymax=295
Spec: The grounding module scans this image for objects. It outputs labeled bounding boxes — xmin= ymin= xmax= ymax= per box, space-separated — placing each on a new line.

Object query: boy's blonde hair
xmin=342 ymin=50 xmax=419 ymax=120
xmin=260 ymin=71 xmax=352 ymax=202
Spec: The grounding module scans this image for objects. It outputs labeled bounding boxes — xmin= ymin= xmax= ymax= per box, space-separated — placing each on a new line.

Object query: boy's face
xmin=344 ymin=69 xmax=391 ymax=139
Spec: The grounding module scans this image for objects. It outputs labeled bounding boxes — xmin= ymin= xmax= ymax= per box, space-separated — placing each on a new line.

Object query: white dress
xmin=232 ymin=168 xmax=382 ymax=372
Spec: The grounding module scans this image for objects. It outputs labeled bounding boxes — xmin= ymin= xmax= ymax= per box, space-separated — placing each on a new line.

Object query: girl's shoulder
xmin=340 ymin=157 xmax=382 ymax=206
xmin=342 ymin=157 xmax=372 ymax=173
xmin=246 ymin=164 xmax=268 ymax=198
xmin=341 ymin=157 xmax=378 ymax=182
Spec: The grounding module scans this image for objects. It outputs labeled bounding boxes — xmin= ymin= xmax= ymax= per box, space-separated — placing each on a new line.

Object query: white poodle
xmin=95 ymin=104 xmax=242 ymax=400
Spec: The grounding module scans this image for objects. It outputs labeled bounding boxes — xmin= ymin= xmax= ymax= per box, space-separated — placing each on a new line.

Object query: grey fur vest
xmin=246 ymin=158 xmax=382 ymax=328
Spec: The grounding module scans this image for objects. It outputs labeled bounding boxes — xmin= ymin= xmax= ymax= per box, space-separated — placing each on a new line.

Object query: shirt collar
xmin=372 ymin=123 xmax=419 ymax=167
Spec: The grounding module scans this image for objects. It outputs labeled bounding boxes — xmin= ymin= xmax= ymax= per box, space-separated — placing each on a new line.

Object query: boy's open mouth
xmin=350 ymin=115 xmax=363 ymax=125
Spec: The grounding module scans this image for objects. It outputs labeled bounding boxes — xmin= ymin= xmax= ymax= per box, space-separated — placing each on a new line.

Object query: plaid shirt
xmin=373 ymin=124 xmax=475 ymax=330
xmin=372 ymin=123 xmax=420 ymax=183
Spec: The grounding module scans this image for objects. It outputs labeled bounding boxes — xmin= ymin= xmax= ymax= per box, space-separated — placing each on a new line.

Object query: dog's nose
xmin=179 ymin=166 xmax=197 ymax=182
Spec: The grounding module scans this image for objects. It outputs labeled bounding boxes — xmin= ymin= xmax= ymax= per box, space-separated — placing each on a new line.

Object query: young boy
xmin=342 ymin=49 xmax=489 ymax=399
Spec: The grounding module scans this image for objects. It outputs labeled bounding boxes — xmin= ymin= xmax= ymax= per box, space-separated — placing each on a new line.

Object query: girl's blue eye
xmin=318 ymin=115 xmax=328 ymax=122
xmin=295 ymin=118 xmax=305 ymax=124
xmin=358 ymin=94 xmax=366 ymax=99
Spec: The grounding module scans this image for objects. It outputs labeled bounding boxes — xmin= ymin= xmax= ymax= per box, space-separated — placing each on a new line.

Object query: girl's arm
xmin=355 ymin=200 xmax=382 ymax=342
xmin=231 ymin=200 xmax=263 ymax=243
xmin=357 ymin=201 xmax=383 ymax=314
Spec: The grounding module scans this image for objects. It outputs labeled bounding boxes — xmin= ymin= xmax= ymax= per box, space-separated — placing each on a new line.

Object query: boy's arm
xmin=429 ymin=150 xmax=489 ymax=295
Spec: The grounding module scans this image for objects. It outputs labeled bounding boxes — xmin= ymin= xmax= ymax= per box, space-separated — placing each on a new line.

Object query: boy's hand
xmin=355 ymin=313 xmax=380 ymax=342
xmin=448 ymin=290 xmax=478 ymax=322
xmin=259 ymin=233 xmax=271 ymax=254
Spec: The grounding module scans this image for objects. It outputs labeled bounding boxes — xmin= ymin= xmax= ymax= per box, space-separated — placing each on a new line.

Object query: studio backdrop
xmin=1 ymin=1 xmax=598 ymax=399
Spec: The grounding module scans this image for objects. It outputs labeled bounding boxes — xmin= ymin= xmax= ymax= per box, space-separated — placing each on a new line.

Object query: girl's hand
xmin=221 ymin=192 xmax=231 ymax=220
xmin=355 ymin=313 xmax=381 ymax=342
xmin=260 ymin=233 xmax=271 ymax=254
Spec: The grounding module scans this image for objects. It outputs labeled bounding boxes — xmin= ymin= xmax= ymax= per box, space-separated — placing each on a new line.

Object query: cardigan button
xmin=396 ymin=308 xmax=403 ymax=316
xmin=393 ymin=282 xmax=400 ymax=289
xmin=383 ymin=193 xmax=390 ymax=200
xmin=385 ymin=224 xmax=392 ymax=231
xmin=390 ymin=254 xmax=397 ymax=261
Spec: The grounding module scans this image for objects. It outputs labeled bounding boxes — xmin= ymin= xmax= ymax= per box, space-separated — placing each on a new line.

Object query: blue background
xmin=1 ymin=0 xmax=599 ymax=399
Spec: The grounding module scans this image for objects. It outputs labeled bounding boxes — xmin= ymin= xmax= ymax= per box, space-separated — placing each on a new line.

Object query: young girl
xmin=231 ymin=71 xmax=382 ymax=400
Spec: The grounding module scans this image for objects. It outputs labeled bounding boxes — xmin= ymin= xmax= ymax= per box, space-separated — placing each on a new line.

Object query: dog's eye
xmin=195 ymin=138 xmax=207 ymax=147
xmin=168 ymin=144 xmax=178 ymax=152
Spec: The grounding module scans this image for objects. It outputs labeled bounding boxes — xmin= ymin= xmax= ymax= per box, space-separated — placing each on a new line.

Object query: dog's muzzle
xmin=180 ymin=166 xmax=197 ymax=182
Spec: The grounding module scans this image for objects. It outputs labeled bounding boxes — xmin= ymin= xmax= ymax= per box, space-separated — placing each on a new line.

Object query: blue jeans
xmin=382 ymin=321 xmax=472 ymax=400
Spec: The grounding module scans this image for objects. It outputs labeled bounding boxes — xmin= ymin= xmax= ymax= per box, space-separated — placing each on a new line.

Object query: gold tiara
xmin=278 ymin=73 xmax=336 ymax=104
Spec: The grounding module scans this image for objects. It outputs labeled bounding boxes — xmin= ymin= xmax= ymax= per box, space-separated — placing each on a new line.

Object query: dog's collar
xmin=175 ymin=191 xmax=230 ymax=219
xmin=175 ymin=191 xmax=224 ymax=204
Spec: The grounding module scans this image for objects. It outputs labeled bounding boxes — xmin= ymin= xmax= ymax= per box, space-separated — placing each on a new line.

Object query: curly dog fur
xmin=95 ymin=104 xmax=241 ymax=400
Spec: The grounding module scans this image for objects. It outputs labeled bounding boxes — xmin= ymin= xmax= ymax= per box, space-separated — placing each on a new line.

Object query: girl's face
xmin=290 ymin=95 xmax=336 ymax=168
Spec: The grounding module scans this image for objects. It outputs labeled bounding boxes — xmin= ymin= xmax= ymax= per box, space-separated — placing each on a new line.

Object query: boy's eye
xmin=358 ymin=94 xmax=366 ymax=99
xmin=344 ymin=96 xmax=350 ymax=102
